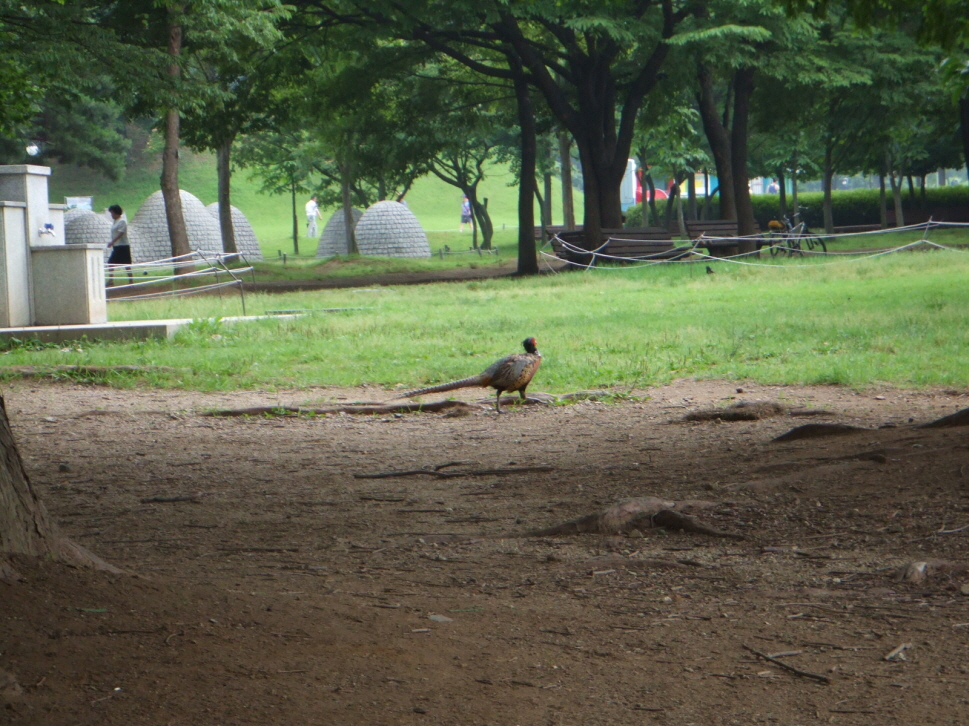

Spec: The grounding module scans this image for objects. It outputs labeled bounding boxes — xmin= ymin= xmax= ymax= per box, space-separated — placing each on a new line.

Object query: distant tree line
xmin=1 ymin=0 xmax=967 ymax=271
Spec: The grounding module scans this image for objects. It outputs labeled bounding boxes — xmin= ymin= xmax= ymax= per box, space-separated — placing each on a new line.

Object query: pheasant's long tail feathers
xmin=399 ymin=374 xmax=488 ymax=399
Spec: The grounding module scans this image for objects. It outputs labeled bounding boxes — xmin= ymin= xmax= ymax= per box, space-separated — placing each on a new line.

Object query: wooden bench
xmin=535 ymin=224 xmax=581 ymax=242
xmin=685 ymin=219 xmax=766 ymax=256
xmin=550 ymin=227 xmax=693 ymax=265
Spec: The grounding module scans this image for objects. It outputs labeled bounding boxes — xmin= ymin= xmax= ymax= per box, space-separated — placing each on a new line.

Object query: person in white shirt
xmin=305 ymin=196 xmax=322 ymax=237
xmin=107 ymin=204 xmax=133 ymax=287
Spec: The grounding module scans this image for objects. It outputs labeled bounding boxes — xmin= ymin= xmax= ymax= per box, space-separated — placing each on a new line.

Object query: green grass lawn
xmin=4 ymin=248 xmax=968 ymax=393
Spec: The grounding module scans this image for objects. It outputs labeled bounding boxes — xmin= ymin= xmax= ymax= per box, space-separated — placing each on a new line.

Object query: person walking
xmin=460 ymin=195 xmax=472 ymax=232
xmin=106 ymin=204 xmax=133 ymax=288
xmin=305 ymin=195 xmax=322 ymax=237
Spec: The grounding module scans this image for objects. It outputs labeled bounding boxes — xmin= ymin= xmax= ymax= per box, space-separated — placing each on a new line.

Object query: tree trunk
xmin=777 ymin=168 xmax=787 ymax=216
xmin=697 ymin=65 xmax=736 ymax=222
xmin=822 ymin=142 xmax=835 ymax=234
xmin=879 ymin=172 xmax=888 ymax=229
xmin=791 ymin=152 xmax=800 ymax=216
xmin=472 ymin=195 xmax=494 ymax=249
xmin=890 ymin=175 xmax=905 ymax=227
xmin=960 ymin=96 xmax=969 ymax=175
xmin=495 ymin=9 xmax=673 ymax=252
xmin=543 ymin=171 xmax=553 ymax=227
xmin=290 ymin=179 xmax=299 ymax=253
xmin=730 ymin=67 xmax=757 ymax=249
xmin=341 ymin=166 xmax=357 ymax=255
xmin=558 ymin=130 xmax=575 ymax=230
xmin=216 ymin=139 xmax=237 ymax=255
xmin=513 ymin=70 xmax=538 ymax=275
xmin=686 ymin=174 xmax=697 ymax=221
xmin=675 ymin=187 xmax=687 ymax=237
xmin=702 ymin=171 xmax=711 ymax=220
xmin=887 ymin=150 xmax=905 ymax=228
xmin=0 ymin=395 xmax=118 ymax=581
xmin=534 ymin=187 xmax=548 ymax=229
xmin=645 ymin=171 xmax=658 ymax=227
xmin=162 ymin=6 xmax=192 ymax=274
xmin=906 ymin=174 xmax=916 ymax=201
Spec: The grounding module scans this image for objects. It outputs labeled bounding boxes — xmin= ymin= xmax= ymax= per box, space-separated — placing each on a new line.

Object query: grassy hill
xmin=47 ymin=133 xmax=579 ymax=258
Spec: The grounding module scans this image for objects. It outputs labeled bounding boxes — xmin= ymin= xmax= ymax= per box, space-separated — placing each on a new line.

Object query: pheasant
xmin=400 ymin=337 xmax=542 ymax=413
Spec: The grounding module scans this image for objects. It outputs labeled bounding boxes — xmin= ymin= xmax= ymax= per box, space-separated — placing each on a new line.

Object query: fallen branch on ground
xmin=742 ymin=644 xmax=831 ymax=684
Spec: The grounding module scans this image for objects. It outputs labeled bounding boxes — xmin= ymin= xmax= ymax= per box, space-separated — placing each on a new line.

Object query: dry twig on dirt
xmin=742 ymin=644 xmax=831 ymax=684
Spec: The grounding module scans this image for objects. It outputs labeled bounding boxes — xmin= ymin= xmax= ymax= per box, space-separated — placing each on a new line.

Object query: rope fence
xmin=106 ymin=251 xmax=255 ymax=315
xmin=541 ymin=220 xmax=969 ymax=272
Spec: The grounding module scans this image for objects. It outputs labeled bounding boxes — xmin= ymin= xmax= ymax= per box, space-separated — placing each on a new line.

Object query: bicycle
xmin=768 ymin=211 xmax=827 ymax=257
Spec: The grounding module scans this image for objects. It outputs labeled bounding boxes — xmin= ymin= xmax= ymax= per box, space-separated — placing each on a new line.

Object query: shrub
xmin=751 ymin=186 xmax=969 ymax=229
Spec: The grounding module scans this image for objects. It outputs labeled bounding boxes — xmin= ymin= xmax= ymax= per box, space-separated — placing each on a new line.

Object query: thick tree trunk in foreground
xmin=217 ymin=140 xmax=237 ymax=255
xmin=162 ymin=8 xmax=192 ymax=274
xmin=0 ymin=396 xmax=117 ymax=581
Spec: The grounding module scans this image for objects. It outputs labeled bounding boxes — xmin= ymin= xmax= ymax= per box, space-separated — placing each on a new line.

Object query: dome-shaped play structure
xmin=128 ymin=190 xmax=224 ymax=263
xmin=317 ymin=208 xmax=363 ymax=257
xmin=353 ymin=201 xmax=431 ymax=258
xmin=206 ymin=202 xmax=263 ymax=260
xmin=64 ymin=209 xmax=111 ymax=247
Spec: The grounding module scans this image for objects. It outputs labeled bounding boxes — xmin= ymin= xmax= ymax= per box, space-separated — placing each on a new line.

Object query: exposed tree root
xmin=919 ymin=407 xmax=969 ymax=428
xmin=685 ymin=401 xmax=786 ymax=422
xmin=773 ymin=423 xmax=868 ymax=442
xmin=204 ymin=400 xmax=485 ymax=417
xmin=525 ymin=497 xmax=744 ymax=539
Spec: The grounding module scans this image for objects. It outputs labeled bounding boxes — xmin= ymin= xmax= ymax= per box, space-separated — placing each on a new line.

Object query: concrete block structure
xmin=205 ymin=203 xmax=263 ymax=260
xmin=354 ymin=201 xmax=431 ymax=258
xmin=0 ymin=165 xmax=106 ymax=327
xmin=317 ymin=208 xmax=362 ymax=257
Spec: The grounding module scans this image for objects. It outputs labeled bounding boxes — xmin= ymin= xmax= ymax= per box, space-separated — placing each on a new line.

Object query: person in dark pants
xmin=107 ymin=204 xmax=133 ymax=287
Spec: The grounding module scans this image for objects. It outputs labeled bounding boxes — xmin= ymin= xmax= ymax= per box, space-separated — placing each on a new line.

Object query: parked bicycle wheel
xmin=804 ymin=235 xmax=827 ymax=253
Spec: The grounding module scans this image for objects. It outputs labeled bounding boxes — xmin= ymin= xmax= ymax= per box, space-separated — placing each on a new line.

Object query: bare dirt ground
xmin=2 ymin=378 xmax=969 ymax=725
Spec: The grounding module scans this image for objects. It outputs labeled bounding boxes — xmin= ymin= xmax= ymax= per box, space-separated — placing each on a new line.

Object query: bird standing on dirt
xmin=400 ymin=337 xmax=542 ymax=413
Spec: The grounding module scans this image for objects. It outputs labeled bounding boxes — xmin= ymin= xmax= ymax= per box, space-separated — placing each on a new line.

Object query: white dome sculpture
xmin=317 ymin=208 xmax=363 ymax=257
xmin=353 ymin=201 xmax=431 ymax=258
xmin=63 ymin=206 xmax=94 ymax=227
xmin=128 ymin=190 xmax=224 ymax=263
xmin=206 ymin=203 xmax=263 ymax=260
xmin=64 ymin=209 xmax=111 ymax=247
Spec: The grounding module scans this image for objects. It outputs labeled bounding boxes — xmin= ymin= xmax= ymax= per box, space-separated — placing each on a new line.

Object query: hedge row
xmin=625 ymin=186 xmax=969 ymax=229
